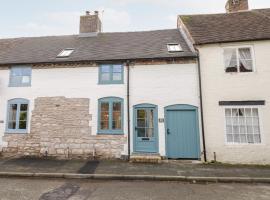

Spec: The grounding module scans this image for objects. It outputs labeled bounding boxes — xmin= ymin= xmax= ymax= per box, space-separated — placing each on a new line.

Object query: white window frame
xmin=223 ymin=45 xmax=256 ymax=73
xmin=223 ymin=106 xmax=264 ymax=145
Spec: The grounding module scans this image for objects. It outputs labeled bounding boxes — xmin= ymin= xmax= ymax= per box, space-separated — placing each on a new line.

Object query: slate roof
xmin=179 ymin=9 xmax=270 ymax=45
xmin=0 ymin=29 xmax=196 ymax=65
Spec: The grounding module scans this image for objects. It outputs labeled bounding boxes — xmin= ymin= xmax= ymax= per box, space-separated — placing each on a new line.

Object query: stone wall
xmin=2 ymin=97 xmax=126 ymax=159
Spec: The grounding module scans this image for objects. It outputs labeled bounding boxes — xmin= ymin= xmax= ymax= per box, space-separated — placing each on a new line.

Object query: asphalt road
xmin=0 ymin=178 xmax=269 ymax=200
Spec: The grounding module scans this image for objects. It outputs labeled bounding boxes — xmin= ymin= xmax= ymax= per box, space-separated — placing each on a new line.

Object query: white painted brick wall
xmin=0 ymin=63 xmax=200 ymax=157
xmin=198 ymin=40 xmax=270 ymax=164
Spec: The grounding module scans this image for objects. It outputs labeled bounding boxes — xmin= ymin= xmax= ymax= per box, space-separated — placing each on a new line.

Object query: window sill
xmin=225 ymin=143 xmax=265 ymax=147
xmin=98 ymin=82 xmax=124 ymax=85
xmin=5 ymin=131 xmax=28 ymax=135
xmin=8 ymin=85 xmax=31 ymax=88
xmin=97 ymin=131 xmax=124 ymax=135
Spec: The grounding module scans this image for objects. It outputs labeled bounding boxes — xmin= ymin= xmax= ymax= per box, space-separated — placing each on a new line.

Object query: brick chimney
xmin=225 ymin=0 xmax=249 ymax=13
xmin=79 ymin=11 xmax=102 ymax=36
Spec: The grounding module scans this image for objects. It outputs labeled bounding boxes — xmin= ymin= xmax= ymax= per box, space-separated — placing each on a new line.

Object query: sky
xmin=0 ymin=0 xmax=269 ymax=38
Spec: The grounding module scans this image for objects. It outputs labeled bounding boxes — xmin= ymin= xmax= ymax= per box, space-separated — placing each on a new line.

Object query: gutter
xmin=195 ymin=49 xmax=207 ymax=162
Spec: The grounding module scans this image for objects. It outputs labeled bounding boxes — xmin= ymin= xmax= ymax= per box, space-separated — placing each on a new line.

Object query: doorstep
xmin=130 ymin=153 xmax=162 ymax=163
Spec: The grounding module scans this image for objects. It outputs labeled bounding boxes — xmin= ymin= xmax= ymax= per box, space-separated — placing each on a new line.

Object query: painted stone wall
xmin=2 ymin=97 xmax=126 ymax=159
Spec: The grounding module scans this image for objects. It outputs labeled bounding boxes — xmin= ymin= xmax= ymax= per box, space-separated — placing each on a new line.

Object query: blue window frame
xmin=99 ymin=64 xmax=124 ymax=84
xmin=98 ymin=97 xmax=124 ymax=134
xmin=9 ymin=66 xmax=32 ymax=87
xmin=6 ymin=98 xmax=29 ymax=134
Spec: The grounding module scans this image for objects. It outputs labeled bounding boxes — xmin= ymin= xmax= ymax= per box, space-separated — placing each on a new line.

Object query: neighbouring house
xmin=0 ymin=11 xmax=203 ymax=160
xmin=178 ymin=0 xmax=270 ymax=164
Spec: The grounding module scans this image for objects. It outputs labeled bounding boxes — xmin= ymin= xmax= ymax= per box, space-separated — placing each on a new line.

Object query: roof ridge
xmin=0 ymin=29 xmax=179 ymax=41
xmin=179 ymin=8 xmax=270 ymax=17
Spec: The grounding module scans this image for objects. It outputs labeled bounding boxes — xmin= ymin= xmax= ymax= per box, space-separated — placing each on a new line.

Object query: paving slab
xmin=0 ymin=158 xmax=270 ymax=179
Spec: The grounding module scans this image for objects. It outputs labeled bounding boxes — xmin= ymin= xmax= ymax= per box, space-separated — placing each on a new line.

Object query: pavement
xmin=0 ymin=178 xmax=270 ymax=200
xmin=0 ymin=158 xmax=270 ymax=183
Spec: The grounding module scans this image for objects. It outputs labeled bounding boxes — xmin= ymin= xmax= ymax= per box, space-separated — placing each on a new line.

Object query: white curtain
xmin=239 ymin=48 xmax=253 ymax=71
xmin=224 ymin=49 xmax=237 ymax=71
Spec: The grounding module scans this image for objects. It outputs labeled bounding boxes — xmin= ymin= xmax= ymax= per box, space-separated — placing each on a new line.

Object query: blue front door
xmin=166 ymin=105 xmax=200 ymax=159
xmin=134 ymin=104 xmax=158 ymax=153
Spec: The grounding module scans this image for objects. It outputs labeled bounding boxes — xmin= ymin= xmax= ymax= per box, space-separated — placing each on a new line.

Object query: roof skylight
xmin=57 ymin=48 xmax=74 ymax=58
xmin=167 ymin=44 xmax=182 ymax=52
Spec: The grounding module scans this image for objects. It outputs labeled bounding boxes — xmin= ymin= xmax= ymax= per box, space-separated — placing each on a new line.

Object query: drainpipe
xmin=195 ymin=49 xmax=207 ymax=162
xmin=126 ymin=60 xmax=131 ymax=160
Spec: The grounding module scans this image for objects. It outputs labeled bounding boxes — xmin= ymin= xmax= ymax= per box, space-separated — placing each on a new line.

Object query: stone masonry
xmin=2 ymin=97 xmax=126 ymax=159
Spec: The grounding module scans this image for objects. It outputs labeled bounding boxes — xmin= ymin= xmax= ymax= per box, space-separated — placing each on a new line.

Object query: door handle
xmin=167 ymin=128 xmax=170 ymax=134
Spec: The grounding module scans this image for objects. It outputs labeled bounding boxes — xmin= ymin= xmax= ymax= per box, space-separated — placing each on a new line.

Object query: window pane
xmin=227 ymin=134 xmax=233 ymax=143
xmin=112 ymin=65 xmax=122 ymax=73
xmin=20 ymin=104 xmax=28 ymax=111
xmin=101 ymin=73 xmax=110 ymax=81
xmin=239 ymin=48 xmax=253 ymax=72
xmin=101 ymin=103 xmax=109 ymax=111
xmin=19 ymin=121 xmax=27 ymax=129
xmin=8 ymin=122 xmax=16 ymax=129
xmin=225 ymin=109 xmax=231 ymax=117
xmin=137 ymin=128 xmax=145 ymax=137
xmin=11 ymin=68 xmax=23 ymax=76
xmin=9 ymin=104 xmax=17 ymax=121
xmin=240 ymin=134 xmax=247 ymax=143
xmin=112 ymin=73 xmax=122 ymax=81
xmin=148 ymin=110 xmax=154 ymax=128
xmin=233 ymin=134 xmax=240 ymax=143
xmin=254 ymin=134 xmax=261 ymax=143
xmin=10 ymin=76 xmax=22 ymax=85
xmin=245 ymin=108 xmax=252 ymax=116
xmin=247 ymin=134 xmax=254 ymax=143
xmin=137 ymin=110 xmax=146 ymax=119
xmin=112 ymin=102 xmax=121 ymax=130
xmin=101 ymin=112 xmax=109 ymax=121
xmin=224 ymin=48 xmax=237 ymax=72
xmin=100 ymin=121 xmax=109 ymax=130
xmin=21 ymin=76 xmax=30 ymax=83
xmin=113 ymin=102 xmax=121 ymax=111
xmin=100 ymin=102 xmax=109 ymax=130
xmin=252 ymin=108 xmax=259 ymax=117
xmin=137 ymin=119 xmax=146 ymax=128
xmin=226 ymin=125 xmax=232 ymax=134
xmin=112 ymin=112 xmax=121 ymax=129
xmin=101 ymin=65 xmax=111 ymax=73
xmin=19 ymin=112 xmax=27 ymax=121
xmin=146 ymin=128 xmax=154 ymax=138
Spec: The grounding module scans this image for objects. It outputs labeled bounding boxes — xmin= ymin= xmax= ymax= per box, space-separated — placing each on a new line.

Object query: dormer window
xmin=167 ymin=44 xmax=182 ymax=52
xmin=57 ymin=48 xmax=74 ymax=58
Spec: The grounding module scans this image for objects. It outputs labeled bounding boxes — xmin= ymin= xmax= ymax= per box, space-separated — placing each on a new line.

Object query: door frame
xmin=164 ymin=104 xmax=201 ymax=159
xmin=133 ymin=103 xmax=159 ymax=153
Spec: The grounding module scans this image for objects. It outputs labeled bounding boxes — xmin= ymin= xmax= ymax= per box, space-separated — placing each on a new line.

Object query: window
xmin=98 ymin=97 xmax=123 ymax=134
xmin=167 ymin=43 xmax=182 ymax=52
xmin=99 ymin=64 xmax=123 ymax=84
xmin=9 ymin=66 xmax=32 ymax=87
xmin=224 ymin=47 xmax=254 ymax=73
xmin=57 ymin=48 xmax=74 ymax=57
xmin=225 ymin=108 xmax=261 ymax=144
xmin=6 ymin=99 xmax=29 ymax=133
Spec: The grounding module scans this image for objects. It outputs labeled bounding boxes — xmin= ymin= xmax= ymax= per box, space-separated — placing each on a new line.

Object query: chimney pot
xmin=225 ymin=0 xmax=249 ymax=13
xmin=94 ymin=11 xmax=99 ymax=15
xmin=86 ymin=11 xmax=90 ymax=15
